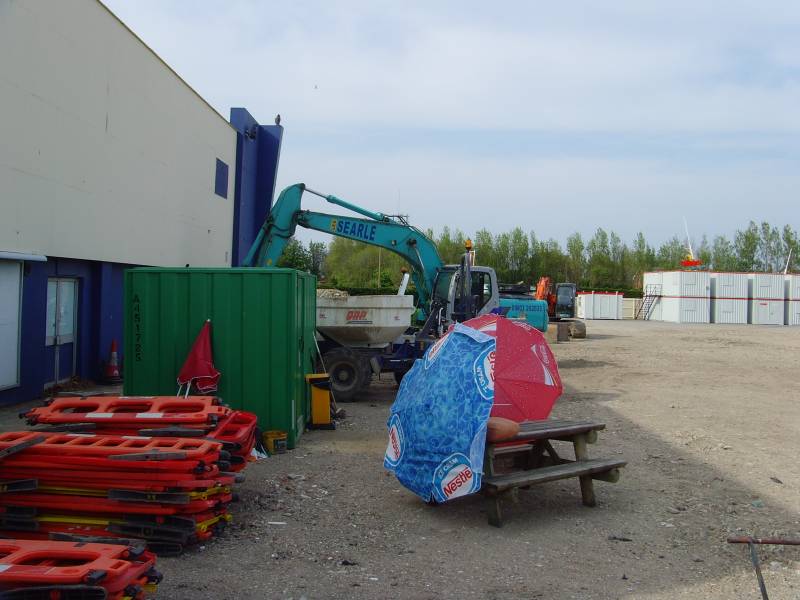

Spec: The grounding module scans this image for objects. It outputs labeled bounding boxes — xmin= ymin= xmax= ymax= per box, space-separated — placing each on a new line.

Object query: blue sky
xmin=104 ymin=0 xmax=800 ymax=247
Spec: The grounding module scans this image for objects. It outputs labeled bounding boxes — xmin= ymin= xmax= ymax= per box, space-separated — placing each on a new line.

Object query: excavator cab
xmin=430 ymin=265 xmax=499 ymax=332
xmin=554 ymin=283 xmax=577 ymax=320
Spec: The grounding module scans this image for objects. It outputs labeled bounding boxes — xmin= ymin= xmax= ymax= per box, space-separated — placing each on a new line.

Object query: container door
xmin=46 ymin=278 xmax=78 ymax=386
xmin=0 ymin=261 xmax=22 ymax=390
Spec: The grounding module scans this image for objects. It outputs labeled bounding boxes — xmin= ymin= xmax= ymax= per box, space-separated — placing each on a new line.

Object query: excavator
xmin=243 ymin=183 xmax=547 ymax=399
xmin=535 ymin=277 xmax=577 ymax=321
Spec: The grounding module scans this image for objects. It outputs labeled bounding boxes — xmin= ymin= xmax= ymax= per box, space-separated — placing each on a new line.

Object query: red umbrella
xmin=177 ymin=320 xmax=221 ymax=396
xmin=463 ymin=314 xmax=562 ymax=422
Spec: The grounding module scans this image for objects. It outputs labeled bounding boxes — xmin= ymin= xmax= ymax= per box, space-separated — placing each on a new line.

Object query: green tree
xmin=323 ymin=238 xmax=407 ymax=288
xmin=630 ymin=232 xmax=655 ymax=288
xmin=656 ymin=236 xmax=687 ymax=269
xmin=734 ymin=221 xmax=760 ymax=271
xmin=435 ymin=227 xmax=467 ymax=264
xmin=781 ymin=225 xmax=799 ymax=272
xmin=565 ymin=232 xmax=586 ymax=284
xmin=757 ymin=221 xmax=782 ymax=272
xmin=308 ymin=241 xmax=327 ymax=278
xmin=609 ymin=231 xmax=627 ymax=287
xmin=507 ymin=227 xmax=530 ymax=282
xmin=277 ymin=238 xmax=312 ymax=272
xmin=696 ymin=235 xmax=712 ymax=268
xmin=586 ymin=228 xmax=613 ymax=287
xmin=473 ymin=229 xmax=496 ymax=273
xmin=711 ymin=235 xmax=736 ymax=271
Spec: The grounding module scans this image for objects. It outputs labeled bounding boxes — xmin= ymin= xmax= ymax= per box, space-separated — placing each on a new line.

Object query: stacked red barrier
xmin=0 ymin=397 xmax=259 ymax=556
xmin=22 ymin=396 xmax=258 ymax=471
xmin=0 ymin=538 xmax=160 ymax=599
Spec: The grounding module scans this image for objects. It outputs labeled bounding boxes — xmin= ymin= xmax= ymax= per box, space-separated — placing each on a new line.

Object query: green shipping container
xmin=123 ymin=268 xmax=317 ymax=448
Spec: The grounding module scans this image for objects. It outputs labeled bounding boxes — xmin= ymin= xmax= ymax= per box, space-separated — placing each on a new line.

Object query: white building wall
xmin=642 ymin=272 xmax=663 ymax=320
xmin=710 ymin=272 xmax=748 ymax=324
xmin=0 ymin=0 xmax=236 ymax=267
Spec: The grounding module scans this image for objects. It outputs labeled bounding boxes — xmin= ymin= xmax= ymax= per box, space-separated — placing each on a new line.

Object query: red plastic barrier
xmin=2 ymin=474 xmax=237 ymax=493
xmin=0 ymin=431 xmax=223 ymax=460
xmin=0 ymin=539 xmax=155 ymax=589
xmin=25 ymin=396 xmax=228 ymax=426
xmin=212 ymin=411 xmax=257 ymax=447
xmin=0 ymin=493 xmax=233 ymax=516
xmin=0 ymin=466 xmax=223 ymax=485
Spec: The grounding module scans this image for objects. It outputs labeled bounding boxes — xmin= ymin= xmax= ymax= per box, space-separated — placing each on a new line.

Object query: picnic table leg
xmin=573 ymin=434 xmax=596 ymax=507
xmin=486 ymin=493 xmax=503 ymax=527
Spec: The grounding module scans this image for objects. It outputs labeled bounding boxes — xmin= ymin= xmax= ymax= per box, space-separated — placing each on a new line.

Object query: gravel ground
xmin=3 ymin=320 xmax=799 ymax=599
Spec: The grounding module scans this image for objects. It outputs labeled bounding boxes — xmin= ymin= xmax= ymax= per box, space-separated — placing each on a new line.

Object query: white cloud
xmin=102 ymin=0 xmax=800 ymax=243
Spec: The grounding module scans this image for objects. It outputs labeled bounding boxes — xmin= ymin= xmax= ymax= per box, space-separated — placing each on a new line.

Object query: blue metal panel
xmin=229 ymin=108 xmax=283 ymax=266
xmin=0 ymin=258 xmax=131 ymax=406
xmin=0 ymin=261 xmax=49 ymax=404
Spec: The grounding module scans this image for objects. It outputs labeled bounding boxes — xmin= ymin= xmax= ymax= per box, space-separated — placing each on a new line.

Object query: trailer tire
xmin=324 ymin=348 xmax=367 ymax=402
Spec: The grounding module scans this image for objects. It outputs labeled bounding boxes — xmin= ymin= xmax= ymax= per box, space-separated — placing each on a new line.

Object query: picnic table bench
xmin=482 ymin=419 xmax=626 ymax=526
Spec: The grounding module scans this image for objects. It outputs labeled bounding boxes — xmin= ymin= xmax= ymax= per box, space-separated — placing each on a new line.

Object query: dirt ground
xmin=4 ymin=320 xmax=799 ymax=599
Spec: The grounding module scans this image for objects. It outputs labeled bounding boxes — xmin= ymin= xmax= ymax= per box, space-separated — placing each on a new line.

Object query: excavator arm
xmin=242 ymin=183 xmax=445 ymax=309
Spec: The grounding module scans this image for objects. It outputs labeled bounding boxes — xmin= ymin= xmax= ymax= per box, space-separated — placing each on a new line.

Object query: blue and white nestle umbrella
xmin=384 ymin=323 xmax=495 ymax=503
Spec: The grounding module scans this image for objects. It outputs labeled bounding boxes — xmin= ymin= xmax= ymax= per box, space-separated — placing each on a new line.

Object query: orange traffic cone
xmin=104 ymin=339 xmax=122 ymax=383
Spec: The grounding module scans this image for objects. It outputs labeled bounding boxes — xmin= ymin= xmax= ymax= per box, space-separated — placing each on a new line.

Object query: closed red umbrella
xmin=463 ymin=314 xmax=562 ymax=421
xmin=177 ymin=320 xmax=221 ymax=396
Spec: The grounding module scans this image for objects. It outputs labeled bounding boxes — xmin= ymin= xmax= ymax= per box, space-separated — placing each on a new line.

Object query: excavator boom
xmin=243 ymin=183 xmax=444 ymax=309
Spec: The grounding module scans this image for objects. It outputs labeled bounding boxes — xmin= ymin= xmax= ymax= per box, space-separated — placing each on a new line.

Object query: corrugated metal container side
xmin=658 ymin=271 xmax=710 ymax=323
xmin=749 ymin=273 xmax=784 ymax=325
xmin=710 ymin=272 xmax=748 ymax=324
xmin=577 ymin=292 xmax=623 ymax=319
xmin=622 ymin=297 xmax=642 ymax=319
xmin=576 ymin=294 xmax=586 ymax=319
xmin=787 ymin=274 xmax=800 ymax=326
xmin=642 ymin=272 xmax=663 ymax=321
xmin=123 ymin=268 xmax=317 ymax=448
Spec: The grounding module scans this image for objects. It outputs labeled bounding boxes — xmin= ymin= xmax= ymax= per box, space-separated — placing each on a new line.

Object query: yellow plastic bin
xmin=263 ymin=430 xmax=288 ymax=454
xmin=306 ymin=373 xmax=335 ymax=430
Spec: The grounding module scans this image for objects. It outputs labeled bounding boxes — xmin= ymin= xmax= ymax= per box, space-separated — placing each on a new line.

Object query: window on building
xmin=215 ymin=158 xmax=229 ymax=198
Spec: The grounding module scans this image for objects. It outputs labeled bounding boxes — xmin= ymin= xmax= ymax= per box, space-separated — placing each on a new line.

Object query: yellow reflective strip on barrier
xmin=37 ymin=514 xmax=121 ymax=526
xmin=39 ymin=486 xmax=107 ymax=497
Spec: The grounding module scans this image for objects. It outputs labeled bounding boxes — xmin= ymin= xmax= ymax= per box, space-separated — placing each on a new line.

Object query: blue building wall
xmin=0 ymin=258 xmax=130 ymax=405
xmin=230 ymin=108 xmax=283 ymax=266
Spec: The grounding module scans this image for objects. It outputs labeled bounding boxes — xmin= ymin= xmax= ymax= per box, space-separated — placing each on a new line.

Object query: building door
xmin=0 ymin=261 xmax=22 ymax=390
xmin=46 ymin=278 xmax=78 ymax=386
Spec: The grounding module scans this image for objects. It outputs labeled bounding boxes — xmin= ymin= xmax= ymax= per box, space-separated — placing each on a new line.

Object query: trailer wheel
xmin=323 ymin=348 xmax=367 ymax=402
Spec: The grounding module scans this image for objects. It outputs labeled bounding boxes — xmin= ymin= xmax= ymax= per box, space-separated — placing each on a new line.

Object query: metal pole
xmin=748 ymin=541 xmax=769 ymax=600
xmin=726 ymin=536 xmax=800 ymax=600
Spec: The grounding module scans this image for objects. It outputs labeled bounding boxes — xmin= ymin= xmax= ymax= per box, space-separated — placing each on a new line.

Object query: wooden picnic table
xmin=482 ymin=419 xmax=626 ymax=526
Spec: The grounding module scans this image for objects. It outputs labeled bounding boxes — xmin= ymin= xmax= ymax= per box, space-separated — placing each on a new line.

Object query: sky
xmin=103 ymin=0 xmax=800 ymax=248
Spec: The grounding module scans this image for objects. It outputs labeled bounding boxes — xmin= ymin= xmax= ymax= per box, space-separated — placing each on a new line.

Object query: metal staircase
xmin=636 ymin=284 xmax=661 ymax=320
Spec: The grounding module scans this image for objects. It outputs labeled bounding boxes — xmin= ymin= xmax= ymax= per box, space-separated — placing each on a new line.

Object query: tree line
xmin=277 ymin=220 xmax=800 ymax=291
